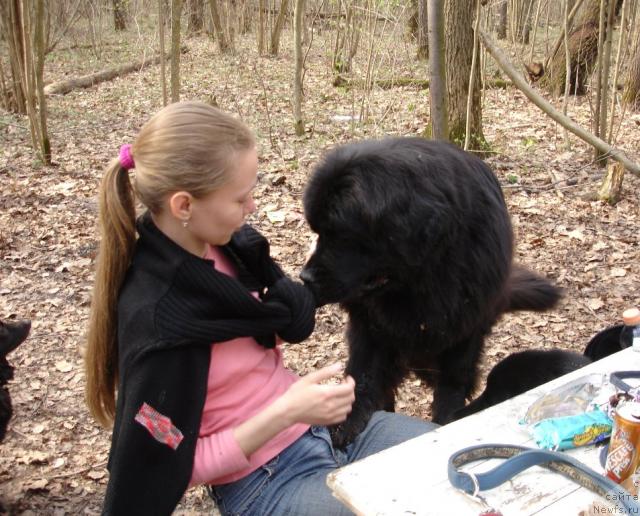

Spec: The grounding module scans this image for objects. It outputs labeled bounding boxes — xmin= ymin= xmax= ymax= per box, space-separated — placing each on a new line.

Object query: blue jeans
xmin=209 ymin=411 xmax=438 ymax=515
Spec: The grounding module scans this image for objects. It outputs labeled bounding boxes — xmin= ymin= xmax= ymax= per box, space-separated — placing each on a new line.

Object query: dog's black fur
xmin=451 ymin=325 xmax=626 ymax=420
xmin=583 ymin=324 xmax=624 ymax=361
xmin=0 ymin=319 xmax=30 ymax=443
xmin=451 ymin=349 xmax=592 ymax=420
xmin=301 ymin=138 xmax=561 ymax=447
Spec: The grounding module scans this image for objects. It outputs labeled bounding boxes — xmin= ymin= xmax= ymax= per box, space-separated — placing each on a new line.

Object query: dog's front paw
xmin=329 ymin=407 xmax=373 ymax=449
xmin=329 ymin=422 xmax=360 ymax=450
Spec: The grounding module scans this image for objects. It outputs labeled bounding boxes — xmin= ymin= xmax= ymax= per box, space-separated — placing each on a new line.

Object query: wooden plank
xmin=328 ymin=348 xmax=640 ymax=515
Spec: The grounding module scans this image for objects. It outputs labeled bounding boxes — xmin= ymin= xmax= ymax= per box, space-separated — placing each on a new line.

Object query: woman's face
xmin=189 ymin=147 xmax=258 ymax=247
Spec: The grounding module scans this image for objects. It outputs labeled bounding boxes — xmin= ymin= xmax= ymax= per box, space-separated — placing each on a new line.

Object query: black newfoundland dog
xmin=300 ymin=138 xmax=561 ymax=447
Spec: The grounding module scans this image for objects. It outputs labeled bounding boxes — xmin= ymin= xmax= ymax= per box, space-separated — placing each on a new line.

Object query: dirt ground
xmin=1 ymin=26 xmax=639 ymax=515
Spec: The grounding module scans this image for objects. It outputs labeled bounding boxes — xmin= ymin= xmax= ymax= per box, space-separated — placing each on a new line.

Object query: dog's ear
xmin=0 ymin=319 xmax=31 ymax=358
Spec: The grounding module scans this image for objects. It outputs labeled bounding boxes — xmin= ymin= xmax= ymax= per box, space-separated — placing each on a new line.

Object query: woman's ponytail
xmin=85 ymin=159 xmax=136 ymax=427
xmin=84 ymin=101 xmax=256 ymax=426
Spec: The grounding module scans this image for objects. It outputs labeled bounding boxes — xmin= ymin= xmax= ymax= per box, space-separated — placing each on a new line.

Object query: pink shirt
xmin=190 ymin=245 xmax=309 ymax=486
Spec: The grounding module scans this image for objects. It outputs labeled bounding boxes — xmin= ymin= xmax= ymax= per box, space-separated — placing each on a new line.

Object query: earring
xmin=182 ymin=219 xmax=189 ymax=228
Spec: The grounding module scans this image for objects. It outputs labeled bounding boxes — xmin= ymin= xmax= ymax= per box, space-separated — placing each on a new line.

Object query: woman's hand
xmin=277 ymin=363 xmax=356 ymax=426
xmin=232 ymin=363 xmax=355 ymax=458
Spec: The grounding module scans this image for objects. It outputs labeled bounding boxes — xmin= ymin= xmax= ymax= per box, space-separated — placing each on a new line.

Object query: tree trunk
xmin=207 ymin=0 xmax=229 ymax=52
xmin=598 ymin=160 xmax=624 ymax=204
xmin=622 ymin=27 xmax=640 ymax=109
xmin=33 ymin=0 xmax=51 ymax=164
xmin=258 ymin=0 xmax=266 ymax=54
xmin=540 ymin=0 xmax=603 ymax=96
xmin=408 ymin=0 xmax=418 ymax=41
xmin=594 ymin=0 xmax=616 ymax=162
xmin=510 ymin=0 xmax=534 ymax=44
xmin=19 ymin=0 xmax=50 ymax=164
xmin=188 ymin=0 xmax=204 ymax=34
xmin=171 ymin=0 xmax=183 ymax=103
xmin=417 ymin=0 xmax=428 ymax=60
xmin=497 ymin=0 xmax=507 ymax=39
xmin=332 ymin=1 xmax=360 ymax=74
xmin=239 ymin=0 xmax=252 ymax=34
xmin=444 ymin=0 xmax=484 ymax=148
xmin=427 ymin=0 xmax=447 ymax=139
xmin=543 ymin=0 xmax=586 ymax=72
xmin=293 ymin=0 xmax=305 ymax=135
xmin=1 ymin=0 xmax=27 ymax=113
xmin=113 ymin=0 xmax=127 ymax=31
xmin=270 ymin=0 xmax=290 ymax=56
xmin=159 ymin=0 xmax=168 ymax=106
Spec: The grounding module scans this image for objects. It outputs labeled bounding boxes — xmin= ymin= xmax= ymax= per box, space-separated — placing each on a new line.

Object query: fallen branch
xmin=44 ymin=50 xmax=184 ymax=96
xmin=332 ymin=76 xmax=510 ymax=90
xmin=479 ymin=28 xmax=640 ymax=177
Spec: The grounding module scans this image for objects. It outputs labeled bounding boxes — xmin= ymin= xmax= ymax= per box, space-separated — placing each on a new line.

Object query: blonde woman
xmin=85 ymin=101 xmax=436 ymax=515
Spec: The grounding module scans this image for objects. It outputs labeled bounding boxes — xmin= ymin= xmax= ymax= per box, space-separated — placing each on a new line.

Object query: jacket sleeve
xmin=103 ymin=345 xmax=210 ymax=516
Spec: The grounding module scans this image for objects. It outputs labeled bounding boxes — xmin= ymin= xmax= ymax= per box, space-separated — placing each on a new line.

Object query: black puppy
xmin=301 ymin=138 xmax=561 ymax=447
xmin=450 ymin=349 xmax=592 ymax=420
xmin=583 ymin=325 xmax=624 ymax=361
xmin=0 ymin=319 xmax=31 ymax=442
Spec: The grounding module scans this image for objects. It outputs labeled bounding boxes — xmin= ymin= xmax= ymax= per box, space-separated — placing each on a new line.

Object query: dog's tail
xmin=506 ymin=265 xmax=562 ymax=312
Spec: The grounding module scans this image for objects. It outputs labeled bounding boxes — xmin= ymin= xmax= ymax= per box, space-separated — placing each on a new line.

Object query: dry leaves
xmin=1 ymin=24 xmax=639 ymax=516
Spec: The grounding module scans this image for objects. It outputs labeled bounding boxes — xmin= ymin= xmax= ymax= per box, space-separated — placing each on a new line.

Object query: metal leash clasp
xmin=459 ymin=472 xmax=504 ymax=516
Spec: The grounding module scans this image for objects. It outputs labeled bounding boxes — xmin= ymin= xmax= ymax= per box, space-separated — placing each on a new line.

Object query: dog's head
xmin=300 ymin=138 xmax=512 ymax=309
xmin=300 ymin=139 xmax=457 ymax=307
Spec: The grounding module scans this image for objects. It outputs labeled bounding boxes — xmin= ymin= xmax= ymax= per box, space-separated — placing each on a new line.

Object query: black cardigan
xmin=102 ymin=212 xmax=315 ymax=515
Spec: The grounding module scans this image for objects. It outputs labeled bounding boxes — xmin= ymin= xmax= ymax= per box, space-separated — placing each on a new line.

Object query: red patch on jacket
xmin=134 ymin=402 xmax=184 ymax=450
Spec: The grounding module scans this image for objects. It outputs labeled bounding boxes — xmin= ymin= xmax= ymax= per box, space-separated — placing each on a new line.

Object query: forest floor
xmin=1 ymin=25 xmax=639 ymax=515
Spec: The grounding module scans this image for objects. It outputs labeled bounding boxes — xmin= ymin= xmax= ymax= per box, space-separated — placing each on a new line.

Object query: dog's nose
xmin=299 ymin=268 xmax=314 ymax=285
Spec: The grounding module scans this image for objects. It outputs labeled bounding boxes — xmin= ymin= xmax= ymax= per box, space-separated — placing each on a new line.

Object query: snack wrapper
xmin=530 ymin=408 xmax=612 ymax=450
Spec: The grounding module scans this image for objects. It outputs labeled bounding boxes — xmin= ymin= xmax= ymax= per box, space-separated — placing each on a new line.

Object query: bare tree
xmin=540 ymin=0 xmax=606 ymax=95
xmin=497 ymin=0 xmax=507 ymax=39
xmin=159 ymin=0 xmax=168 ymax=106
xmin=444 ymin=0 xmax=484 ymax=147
xmin=13 ymin=0 xmax=52 ymax=164
xmin=593 ymin=0 xmax=617 ymax=162
xmin=480 ymin=27 xmax=640 ymax=176
xmin=32 ymin=0 xmax=50 ymax=164
xmin=207 ymin=0 xmax=230 ymax=52
xmin=171 ymin=0 xmax=183 ymax=102
xmin=238 ymin=0 xmax=252 ymax=35
xmin=509 ymin=0 xmax=535 ymax=44
xmin=623 ymin=23 xmax=640 ymax=109
xmin=188 ymin=0 xmax=204 ymax=34
xmin=417 ymin=0 xmax=429 ymax=60
xmin=332 ymin=0 xmax=360 ymax=74
xmin=270 ymin=0 xmax=290 ymax=56
xmin=293 ymin=0 xmax=305 ymax=135
xmin=258 ymin=0 xmax=266 ymax=54
xmin=427 ymin=0 xmax=447 ymax=139
xmin=112 ymin=0 xmax=127 ymax=31
xmin=0 ymin=0 xmax=27 ymax=113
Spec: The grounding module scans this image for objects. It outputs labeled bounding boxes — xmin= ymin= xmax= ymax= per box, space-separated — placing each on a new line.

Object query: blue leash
xmin=448 ymin=444 xmax=640 ymax=513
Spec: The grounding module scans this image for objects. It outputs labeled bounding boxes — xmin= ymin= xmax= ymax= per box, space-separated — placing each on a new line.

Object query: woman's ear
xmin=168 ymin=191 xmax=194 ymax=222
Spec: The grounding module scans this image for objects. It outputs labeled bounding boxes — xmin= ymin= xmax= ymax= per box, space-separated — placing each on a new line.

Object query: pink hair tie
xmin=119 ymin=144 xmax=135 ymax=170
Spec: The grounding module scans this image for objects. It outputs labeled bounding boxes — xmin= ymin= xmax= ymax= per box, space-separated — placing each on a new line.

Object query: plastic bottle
xmin=620 ymin=308 xmax=640 ymax=352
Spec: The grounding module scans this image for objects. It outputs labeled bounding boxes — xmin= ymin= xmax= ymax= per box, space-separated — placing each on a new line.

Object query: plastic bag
xmin=521 ymin=373 xmax=613 ymax=426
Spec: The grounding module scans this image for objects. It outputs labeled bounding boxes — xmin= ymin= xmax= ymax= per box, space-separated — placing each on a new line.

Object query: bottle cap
xmin=622 ymin=308 xmax=640 ymax=326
